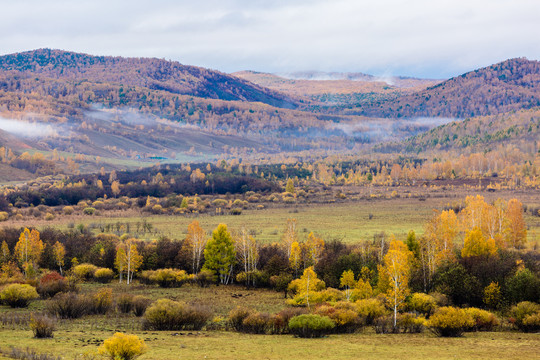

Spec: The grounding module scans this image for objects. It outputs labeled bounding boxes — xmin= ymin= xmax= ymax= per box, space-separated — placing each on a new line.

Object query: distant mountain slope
xmin=0 ymin=49 xmax=296 ymax=108
xmin=376 ymin=107 xmax=540 ymax=154
xmin=352 ymin=58 xmax=540 ymax=118
xmin=233 ymin=71 xmax=439 ymax=107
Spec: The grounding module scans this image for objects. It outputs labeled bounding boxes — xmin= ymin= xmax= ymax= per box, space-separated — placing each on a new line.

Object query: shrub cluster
xmin=0 ymin=284 xmax=39 ymax=308
xmin=94 ymin=268 xmax=115 ymax=283
xmin=30 ymin=314 xmax=56 ymax=338
xmin=426 ymin=307 xmax=475 ymax=337
xmin=99 ymin=332 xmax=147 ymax=360
xmin=139 ymin=269 xmax=190 ymax=288
xmin=72 ymin=263 xmax=98 ymax=281
xmin=143 ymin=299 xmax=212 ymax=330
xmin=37 ymin=272 xmax=70 ymax=298
xmin=116 ymin=294 xmax=151 ymax=316
xmin=288 ymin=314 xmax=335 ymax=338
xmin=509 ymin=301 xmax=540 ymax=332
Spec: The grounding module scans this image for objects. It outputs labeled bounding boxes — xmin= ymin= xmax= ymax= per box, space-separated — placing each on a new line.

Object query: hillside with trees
xmin=0 ymin=49 xmax=296 ymax=108
xmin=350 ymin=58 xmax=540 ymax=118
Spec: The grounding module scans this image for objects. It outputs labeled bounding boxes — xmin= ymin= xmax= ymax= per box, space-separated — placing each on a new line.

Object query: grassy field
xmin=9 ymin=195 xmax=538 ymax=247
xmin=1 ymin=280 xmax=539 ymax=359
xmin=0 ymin=327 xmax=538 ymax=360
xmin=10 ymin=198 xmax=449 ymax=244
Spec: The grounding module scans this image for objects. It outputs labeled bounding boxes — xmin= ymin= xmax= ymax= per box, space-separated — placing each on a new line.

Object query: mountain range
xmin=0 ymin=49 xmax=538 ymax=180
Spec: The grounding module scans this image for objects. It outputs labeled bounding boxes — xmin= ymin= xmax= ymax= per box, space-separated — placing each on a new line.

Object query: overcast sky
xmin=1 ymin=0 xmax=539 ymax=78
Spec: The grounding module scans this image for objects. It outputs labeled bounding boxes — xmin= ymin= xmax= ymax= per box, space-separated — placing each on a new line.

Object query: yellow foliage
xmin=99 ymin=332 xmax=147 ymax=360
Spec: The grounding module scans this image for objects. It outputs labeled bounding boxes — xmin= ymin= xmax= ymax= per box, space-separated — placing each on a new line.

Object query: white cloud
xmin=0 ymin=0 xmax=539 ymax=78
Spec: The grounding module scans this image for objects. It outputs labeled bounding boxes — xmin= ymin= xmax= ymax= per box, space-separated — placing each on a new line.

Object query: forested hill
xmin=351 ymin=58 xmax=540 ymax=118
xmin=376 ymin=107 xmax=540 ymax=154
xmin=0 ymin=49 xmax=296 ymax=108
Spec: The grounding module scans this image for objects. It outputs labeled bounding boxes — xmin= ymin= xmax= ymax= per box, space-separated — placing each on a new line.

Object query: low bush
xmin=463 ymin=308 xmax=499 ymax=331
xmin=90 ymin=288 xmax=113 ymax=315
xmin=99 ymin=332 xmax=147 ymax=360
xmin=267 ymin=308 xmax=307 ymax=335
xmin=521 ymin=312 xmax=540 ymax=333
xmin=139 ymin=269 xmax=189 ymax=288
xmin=373 ymin=315 xmax=399 ymax=334
xmin=509 ymin=301 xmax=540 ymax=332
xmin=37 ymin=272 xmax=69 ymax=298
xmin=117 ymin=294 xmax=135 ymax=314
xmin=143 ymin=299 xmax=212 ymax=331
xmin=30 ymin=314 xmax=56 ymax=338
xmin=288 ymin=314 xmax=335 ymax=338
xmin=194 ymin=269 xmax=217 ymax=287
xmin=132 ymin=296 xmax=151 ymax=317
xmin=72 ymin=263 xmax=97 ymax=281
xmin=242 ymin=312 xmax=271 ymax=334
xmin=0 ymin=347 xmax=61 ymax=360
xmin=228 ymin=306 xmax=254 ymax=332
xmin=0 ymin=283 xmax=39 ymax=308
xmin=407 ymin=293 xmax=438 ymax=317
xmin=355 ymin=298 xmax=388 ymax=325
xmin=83 ymin=207 xmax=96 ymax=215
xmin=94 ymin=268 xmax=115 ymax=283
xmin=314 ymin=305 xmax=362 ymax=333
xmin=63 ymin=206 xmax=74 ymax=215
xmin=399 ymin=313 xmax=426 ymax=333
xmin=47 ymin=292 xmax=90 ymax=319
xmin=426 ymin=307 xmax=475 ymax=337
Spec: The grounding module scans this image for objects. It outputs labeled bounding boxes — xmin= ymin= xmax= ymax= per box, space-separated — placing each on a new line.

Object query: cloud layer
xmin=1 ymin=0 xmax=539 ymax=78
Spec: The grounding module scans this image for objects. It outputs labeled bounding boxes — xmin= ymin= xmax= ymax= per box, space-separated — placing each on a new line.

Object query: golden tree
xmin=14 ymin=228 xmax=43 ymax=277
xmin=289 ymin=241 xmax=302 ymax=278
xmin=461 ymin=228 xmax=497 ymax=258
xmin=52 ymin=241 xmax=66 ymax=275
xmin=304 ymin=232 xmax=325 ymax=269
xmin=380 ymin=240 xmax=412 ymax=328
xmin=183 ymin=220 xmax=207 ymax=274
xmin=505 ymin=198 xmax=527 ymax=248
xmin=340 ymin=270 xmax=355 ymax=301
xmin=282 ymin=218 xmax=298 ymax=259
xmin=235 ymin=226 xmax=259 ymax=286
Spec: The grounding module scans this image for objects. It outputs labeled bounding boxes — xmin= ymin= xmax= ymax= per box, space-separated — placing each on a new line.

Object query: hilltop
xmin=0 ymin=49 xmax=296 ymax=108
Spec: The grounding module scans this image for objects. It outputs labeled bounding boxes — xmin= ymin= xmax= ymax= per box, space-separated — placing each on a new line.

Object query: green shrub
xmin=143 ymin=299 xmax=212 ymax=331
xmin=83 ymin=207 xmax=96 ymax=215
xmin=288 ymin=314 xmax=335 ymax=338
xmin=426 ymin=307 xmax=475 ymax=337
xmin=355 ymin=298 xmax=388 ymax=325
xmin=407 ymin=293 xmax=438 ymax=317
xmin=0 ymin=211 xmax=9 ymax=221
xmin=132 ymin=296 xmax=151 ymax=317
xmin=0 ymin=284 xmax=39 ymax=308
xmin=509 ymin=301 xmax=540 ymax=332
xmin=94 ymin=268 xmax=115 ymax=283
xmin=99 ymin=332 xmax=147 ymax=360
xmin=47 ymin=292 xmax=90 ymax=319
xmin=30 ymin=314 xmax=55 ymax=338
xmin=72 ymin=263 xmax=97 ymax=280
xmin=463 ymin=308 xmax=499 ymax=331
